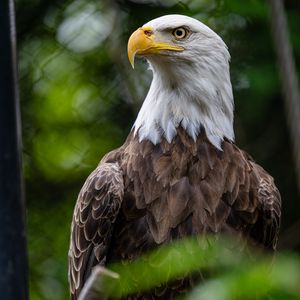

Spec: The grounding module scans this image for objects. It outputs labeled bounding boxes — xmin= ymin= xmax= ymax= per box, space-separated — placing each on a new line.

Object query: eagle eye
xmin=172 ymin=27 xmax=188 ymax=40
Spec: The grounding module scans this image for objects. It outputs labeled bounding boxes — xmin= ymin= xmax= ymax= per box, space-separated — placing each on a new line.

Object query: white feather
xmin=133 ymin=15 xmax=234 ymax=149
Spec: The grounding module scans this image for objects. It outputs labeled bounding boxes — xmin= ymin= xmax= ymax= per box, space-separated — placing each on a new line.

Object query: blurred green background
xmin=16 ymin=0 xmax=300 ymax=299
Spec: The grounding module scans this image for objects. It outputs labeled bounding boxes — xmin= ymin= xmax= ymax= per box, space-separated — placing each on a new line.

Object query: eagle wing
xmin=68 ymin=162 xmax=124 ymax=299
xmin=247 ymin=162 xmax=281 ymax=249
xmin=225 ymin=145 xmax=281 ymax=250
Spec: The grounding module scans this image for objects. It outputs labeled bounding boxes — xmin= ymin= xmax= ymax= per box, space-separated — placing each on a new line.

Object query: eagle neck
xmin=133 ymin=58 xmax=235 ymax=150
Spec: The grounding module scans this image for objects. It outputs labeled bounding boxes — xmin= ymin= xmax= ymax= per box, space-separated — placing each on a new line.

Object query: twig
xmin=78 ymin=266 xmax=120 ymax=300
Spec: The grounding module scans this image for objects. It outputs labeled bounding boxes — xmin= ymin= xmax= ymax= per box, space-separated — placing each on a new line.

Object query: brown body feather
xmin=68 ymin=127 xmax=281 ymax=299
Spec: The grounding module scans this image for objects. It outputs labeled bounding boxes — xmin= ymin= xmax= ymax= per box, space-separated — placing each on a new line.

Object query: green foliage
xmin=28 ymin=201 xmax=72 ymax=300
xmin=17 ymin=0 xmax=300 ymax=299
xmin=89 ymin=237 xmax=300 ymax=299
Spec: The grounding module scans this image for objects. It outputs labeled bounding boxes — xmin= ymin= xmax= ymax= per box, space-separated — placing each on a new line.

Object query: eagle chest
xmin=115 ymin=138 xmax=233 ymax=253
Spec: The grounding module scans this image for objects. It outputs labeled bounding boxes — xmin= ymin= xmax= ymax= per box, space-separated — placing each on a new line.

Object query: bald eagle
xmin=68 ymin=15 xmax=281 ymax=299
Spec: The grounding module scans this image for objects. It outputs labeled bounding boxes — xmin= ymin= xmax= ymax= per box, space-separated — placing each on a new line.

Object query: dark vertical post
xmin=0 ymin=0 xmax=29 ymax=299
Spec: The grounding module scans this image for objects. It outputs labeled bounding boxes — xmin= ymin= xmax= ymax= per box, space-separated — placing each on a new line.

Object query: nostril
xmin=144 ymin=30 xmax=153 ymax=37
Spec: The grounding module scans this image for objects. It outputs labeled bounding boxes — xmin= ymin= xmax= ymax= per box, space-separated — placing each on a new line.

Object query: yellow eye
xmin=172 ymin=27 xmax=188 ymax=40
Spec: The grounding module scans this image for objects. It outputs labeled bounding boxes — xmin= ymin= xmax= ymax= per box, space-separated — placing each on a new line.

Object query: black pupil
xmin=176 ymin=29 xmax=185 ymax=37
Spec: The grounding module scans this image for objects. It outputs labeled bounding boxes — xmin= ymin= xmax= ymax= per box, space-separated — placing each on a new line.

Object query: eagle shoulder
xmin=68 ymin=161 xmax=124 ymax=299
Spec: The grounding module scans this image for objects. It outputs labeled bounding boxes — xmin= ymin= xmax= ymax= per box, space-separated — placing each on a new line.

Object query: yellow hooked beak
xmin=127 ymin=26 xmax=185 ymax=68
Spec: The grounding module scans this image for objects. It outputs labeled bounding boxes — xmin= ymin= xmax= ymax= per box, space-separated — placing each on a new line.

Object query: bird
xmin=68 ymin=14 xmax=281 ymax=300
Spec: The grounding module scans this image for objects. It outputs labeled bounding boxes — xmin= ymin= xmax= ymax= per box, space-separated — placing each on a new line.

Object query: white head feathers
xmin=132 ymin=14 xmax=234 ymax=150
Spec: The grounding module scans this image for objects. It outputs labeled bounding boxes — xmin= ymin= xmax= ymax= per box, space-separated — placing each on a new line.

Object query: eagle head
xmin=127 ymin=14 xmax=234 ymax=150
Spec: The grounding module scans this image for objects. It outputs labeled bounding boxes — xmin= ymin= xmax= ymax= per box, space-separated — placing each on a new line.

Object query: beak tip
xmin=128 ymin=51 xmax=136 ymax=69
xmin=130 ymin=59 xmax=135 ymax=69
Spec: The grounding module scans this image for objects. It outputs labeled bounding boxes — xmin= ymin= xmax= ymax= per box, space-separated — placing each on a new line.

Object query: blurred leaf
xmin=81 ymin=237 xmax=300 ymax=299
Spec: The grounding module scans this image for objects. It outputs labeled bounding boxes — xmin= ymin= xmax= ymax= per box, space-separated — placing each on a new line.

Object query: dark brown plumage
xmin=68 ymin=127 xmax=281 ymax=299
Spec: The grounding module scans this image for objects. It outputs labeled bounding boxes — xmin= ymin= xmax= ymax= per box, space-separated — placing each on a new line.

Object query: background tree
xmin=16 ymin=0 xmax=300 ymax=299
